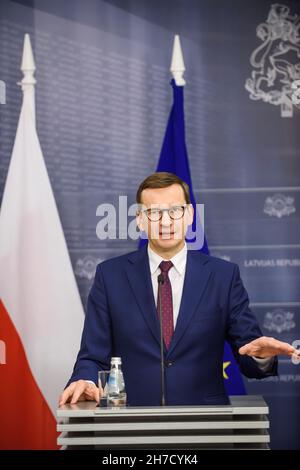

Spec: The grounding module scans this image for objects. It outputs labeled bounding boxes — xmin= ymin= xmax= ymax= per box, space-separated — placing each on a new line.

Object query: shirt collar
xmin=148 ymin=243 xmax=187 ymax=276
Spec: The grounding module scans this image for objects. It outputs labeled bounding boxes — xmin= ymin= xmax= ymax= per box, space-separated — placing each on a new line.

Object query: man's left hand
xmin=239 ymin=336 xmax=300 ymax=359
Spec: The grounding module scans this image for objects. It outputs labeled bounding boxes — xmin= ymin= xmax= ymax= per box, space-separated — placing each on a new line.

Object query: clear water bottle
xmin=107 ymin=357 xmax=127 ymax=407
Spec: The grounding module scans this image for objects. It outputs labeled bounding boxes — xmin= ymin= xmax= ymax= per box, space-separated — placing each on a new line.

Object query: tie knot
xmin=159 ymin=260 xmax=173 ymax=274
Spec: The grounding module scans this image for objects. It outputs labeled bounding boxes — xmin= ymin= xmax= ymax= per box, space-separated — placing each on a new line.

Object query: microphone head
xmin=158 ymin=273 xmax=164 ymax=285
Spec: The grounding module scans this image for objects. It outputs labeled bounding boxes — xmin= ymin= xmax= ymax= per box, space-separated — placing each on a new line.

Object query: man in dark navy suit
xmin=60 ymin=172 xmax=297 ymax=406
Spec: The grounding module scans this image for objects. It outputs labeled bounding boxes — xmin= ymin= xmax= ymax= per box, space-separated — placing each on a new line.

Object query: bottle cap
xmin=111 ymin=357 xmax=122 ymax=364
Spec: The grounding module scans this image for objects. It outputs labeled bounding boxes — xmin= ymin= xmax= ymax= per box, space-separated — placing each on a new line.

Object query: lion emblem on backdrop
xmin=245 ymin=4 xmax=300 ymax=117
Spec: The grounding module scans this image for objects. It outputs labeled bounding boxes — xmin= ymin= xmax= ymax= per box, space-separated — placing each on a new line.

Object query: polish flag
xmin=0 ymin=34 xmax=84 ymax=449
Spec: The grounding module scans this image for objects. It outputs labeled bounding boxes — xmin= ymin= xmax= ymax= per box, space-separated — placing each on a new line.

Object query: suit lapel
xmin=125 ymin=247 xmax=212 ymax=354
xmin=167 ymin=251 xmax=212 ymax=357
xmin=125 ymin=247 xmax=161 ymax=347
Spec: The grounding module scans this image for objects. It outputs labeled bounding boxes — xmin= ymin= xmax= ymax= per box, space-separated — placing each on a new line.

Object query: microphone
xmin=157 ymin=273 xmax=166 ymax=406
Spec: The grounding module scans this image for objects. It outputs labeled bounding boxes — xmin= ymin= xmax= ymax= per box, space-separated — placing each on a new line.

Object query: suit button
xmin=165 ymin=361 xmax=173 ymax=367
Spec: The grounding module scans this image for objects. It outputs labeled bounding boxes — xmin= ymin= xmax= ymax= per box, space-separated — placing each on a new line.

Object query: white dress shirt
xmin=148 ymin=243 xmax=187 ymax=328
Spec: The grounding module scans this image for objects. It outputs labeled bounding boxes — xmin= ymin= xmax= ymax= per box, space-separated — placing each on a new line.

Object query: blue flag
xmin=140 ymin=79 xmax=245 ymax=395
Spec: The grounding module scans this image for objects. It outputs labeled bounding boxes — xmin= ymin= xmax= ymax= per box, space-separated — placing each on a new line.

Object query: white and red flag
xmin=0 ymin=34 xmax=84 ymax=449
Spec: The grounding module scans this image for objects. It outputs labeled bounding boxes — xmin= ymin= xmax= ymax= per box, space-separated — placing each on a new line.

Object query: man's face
xmin=136 ymin=184 xmax=194 ymax=255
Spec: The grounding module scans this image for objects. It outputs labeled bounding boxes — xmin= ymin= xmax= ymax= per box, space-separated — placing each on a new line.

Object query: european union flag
xmin=141 ymin=79 xmax=245 ymax=395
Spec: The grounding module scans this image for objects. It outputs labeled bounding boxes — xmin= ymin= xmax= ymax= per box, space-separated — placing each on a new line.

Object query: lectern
xmin=57 ymin=395 xmax=270 ymax=449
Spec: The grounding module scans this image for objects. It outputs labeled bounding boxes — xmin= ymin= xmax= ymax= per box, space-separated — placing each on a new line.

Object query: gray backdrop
xmin=0 ymin=0 xmax=299 ymax=449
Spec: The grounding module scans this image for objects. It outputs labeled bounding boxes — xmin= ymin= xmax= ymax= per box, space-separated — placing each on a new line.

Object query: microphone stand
xmin=157 ymin=273 xmax=166 ymax=406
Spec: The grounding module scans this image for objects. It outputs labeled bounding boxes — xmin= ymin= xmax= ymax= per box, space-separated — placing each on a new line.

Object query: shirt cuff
xmin=253 ymin=356 xmax=275 ymax=372
xmin=85 ymin=380 xmax=96 ymax=385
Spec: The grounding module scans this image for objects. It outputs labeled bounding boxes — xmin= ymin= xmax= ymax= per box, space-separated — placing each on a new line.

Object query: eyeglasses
xmin=142 ymin=205 xmax=187 ymax=222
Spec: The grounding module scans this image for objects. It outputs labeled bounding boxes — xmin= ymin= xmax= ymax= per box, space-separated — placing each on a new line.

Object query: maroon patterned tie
xmin=158 ymin=260 xmax=174 ymax=349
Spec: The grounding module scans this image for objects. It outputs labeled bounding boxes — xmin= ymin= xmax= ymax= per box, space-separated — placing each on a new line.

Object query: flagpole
xmin=170 ymin=34 xmax=186 ymax=86
xmin=19 ymin=33 xmax=36 ymax=125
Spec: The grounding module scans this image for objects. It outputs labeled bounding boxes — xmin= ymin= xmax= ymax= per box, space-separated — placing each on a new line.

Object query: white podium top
xmin=57 ymin=395 xmax=268 ymax=418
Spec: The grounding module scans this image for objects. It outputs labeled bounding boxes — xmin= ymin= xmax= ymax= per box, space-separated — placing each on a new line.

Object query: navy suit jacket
xmin=68 ymin=247 xmax=277 ymax=405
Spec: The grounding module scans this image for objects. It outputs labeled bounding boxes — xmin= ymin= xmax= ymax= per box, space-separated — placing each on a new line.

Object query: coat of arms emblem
xmin=264 ymin=309 xmax=296 ymax=333
xmin=264 ymin=193 xmax=296 ymax=218
xmin=245 ymin=4 xmax=300 ymax=117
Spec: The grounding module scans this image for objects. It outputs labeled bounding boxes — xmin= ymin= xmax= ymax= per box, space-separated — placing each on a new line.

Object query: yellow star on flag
xmin=223 ymin=361 xmax=231 ymax=379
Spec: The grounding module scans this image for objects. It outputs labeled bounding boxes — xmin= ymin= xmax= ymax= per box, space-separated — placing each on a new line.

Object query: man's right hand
xmin=59 ymin=380 xmax=100 ymax=406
